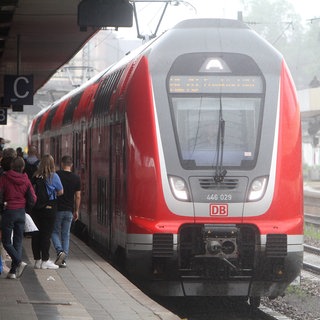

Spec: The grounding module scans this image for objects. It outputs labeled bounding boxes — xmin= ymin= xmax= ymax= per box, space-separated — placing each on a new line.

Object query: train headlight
xmin=248 ymin=176 xmax=268 ymax=201
xmin=168 ymin=175 xmax=190 ymax=201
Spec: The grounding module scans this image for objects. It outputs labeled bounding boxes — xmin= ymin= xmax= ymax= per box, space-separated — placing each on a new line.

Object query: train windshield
xmin=167 ymin=53 xmax=265 ymax=170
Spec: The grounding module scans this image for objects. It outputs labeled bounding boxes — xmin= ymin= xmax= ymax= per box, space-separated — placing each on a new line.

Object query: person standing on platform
xmin=52 ymin=155 xmax=81 ymax=268
xmin=1 ymin=148 xmax=17 ymax=173
xmin=0 ymin=148 xmax=17 ymax=271
xmin=0 ymin=156 xmax=37 ymax=279
xmin=16 ymin=147 xmax=24 ymax=159
xmin=0 ymin=138 xmax=10 ymax=152
xmin=24 ymin=145 xmax=40 ymax=180
xmin=31 ymin=154 xmax=63 ymax=270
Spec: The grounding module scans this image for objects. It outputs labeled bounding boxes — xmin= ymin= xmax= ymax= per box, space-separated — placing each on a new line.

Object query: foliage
xmin=241 ymin=0 xmax=320 ymax=89
xmin=286 ymin=284 xmax=307 ymax=297
xmin=304 ymin=225 xmax=320 ymax=240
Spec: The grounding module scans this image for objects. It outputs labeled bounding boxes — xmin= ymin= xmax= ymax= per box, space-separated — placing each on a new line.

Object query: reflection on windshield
xmin=172 ymin=96 xmax=261 ymax=169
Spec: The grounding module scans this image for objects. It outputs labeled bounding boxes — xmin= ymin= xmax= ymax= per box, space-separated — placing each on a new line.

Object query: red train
xmin=29 ymin=19 xmax=303 ymax=305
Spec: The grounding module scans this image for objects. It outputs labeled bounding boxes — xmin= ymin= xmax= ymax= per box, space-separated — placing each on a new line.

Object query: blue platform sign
xmin=4 ymin=75 xmax=33 ymax=105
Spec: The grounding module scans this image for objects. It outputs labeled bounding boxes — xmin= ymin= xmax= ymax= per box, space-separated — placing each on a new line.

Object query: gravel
xmin=261 ymin=235 xmax=320 ymax=320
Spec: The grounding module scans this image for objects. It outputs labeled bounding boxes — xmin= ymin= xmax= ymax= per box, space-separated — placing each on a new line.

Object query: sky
xmin=118 ymin=0 xmax=319 ymax=40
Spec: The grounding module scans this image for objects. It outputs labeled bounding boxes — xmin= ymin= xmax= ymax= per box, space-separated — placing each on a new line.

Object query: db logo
xmin=210 ymin=204 xmax=228 ymax=216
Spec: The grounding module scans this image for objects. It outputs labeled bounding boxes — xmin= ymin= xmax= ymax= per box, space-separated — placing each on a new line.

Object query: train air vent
xmin=266 ymin=234 xmax=287 ymax=257
xmin=152 ymin=233 xmax=173 ymax=257
xmin=199 ymin=178 xmax=238 ymax=190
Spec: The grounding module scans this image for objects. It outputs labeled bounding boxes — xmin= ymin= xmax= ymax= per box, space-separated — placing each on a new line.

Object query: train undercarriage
xmin=127 ymin=223 xmax=301 ymax=300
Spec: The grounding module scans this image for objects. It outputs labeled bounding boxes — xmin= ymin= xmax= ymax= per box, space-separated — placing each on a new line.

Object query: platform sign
xmin=0 ymin=108 xmax=7 ymax=125
xmin=4 ymin=75 xmax=33 ymax=105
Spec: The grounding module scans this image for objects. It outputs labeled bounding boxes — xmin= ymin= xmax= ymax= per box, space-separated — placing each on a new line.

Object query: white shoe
xmin=34 ymin=260 xmax=42 ymax=269
xmin=16 ymin=261 xmax=27 ymax=278
xmin=54 ymin=251 xmax=66 ymax=266
xmin=41 ymin=260 xmax=59 ymax=270
xmin=6 ymin=272 xmax=16 ymax=279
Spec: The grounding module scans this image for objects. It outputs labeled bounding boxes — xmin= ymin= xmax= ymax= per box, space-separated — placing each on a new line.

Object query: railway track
xmin=154 ymin=296 xmax=293 ymax=320
xmin=303 ymin=187 xmax=320 ymax=281
xmin=303 ymin=244 xmax=320 ymax=275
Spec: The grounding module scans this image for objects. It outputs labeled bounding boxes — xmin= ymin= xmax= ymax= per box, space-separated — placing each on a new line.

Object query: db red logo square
xmin=210 ymin=204 xmax=228 ymax=216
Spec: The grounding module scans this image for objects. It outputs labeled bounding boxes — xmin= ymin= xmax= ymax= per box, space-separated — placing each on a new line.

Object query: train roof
xmin=173 ymin=18 xmax=249 ymax=30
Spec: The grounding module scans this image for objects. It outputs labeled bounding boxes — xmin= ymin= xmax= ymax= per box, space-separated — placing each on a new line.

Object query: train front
xmin=126 ymin=19 xmax=303 ymax=301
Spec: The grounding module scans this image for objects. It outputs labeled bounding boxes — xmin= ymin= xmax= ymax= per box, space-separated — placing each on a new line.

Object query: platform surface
xmin=0 ymin=234 xmax=180 ymax=320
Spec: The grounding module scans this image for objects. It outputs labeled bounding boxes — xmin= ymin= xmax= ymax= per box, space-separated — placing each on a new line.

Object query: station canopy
xmin=0 ymin=0 xmax=133 ymax=104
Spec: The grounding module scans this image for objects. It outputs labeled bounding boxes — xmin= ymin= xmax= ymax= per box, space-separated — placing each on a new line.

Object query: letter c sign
xmin=4 ymin=74 xmax=34 ymax=105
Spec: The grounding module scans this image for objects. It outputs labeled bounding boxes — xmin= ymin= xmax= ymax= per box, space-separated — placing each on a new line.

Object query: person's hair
xmin=28 ymin=145 xmax=38 ymax=156
xmin=1 ymin=148 xmax=17 ymax=171
xmin=3 ymin=148 xmax=17 ymax=158
xmin=11 ymin=156 xmax=25 ymax=173
xmin=61 ymin=155 xmax=73 ymax=167
xmin=35 ymin=154 xmax=55 ymax=180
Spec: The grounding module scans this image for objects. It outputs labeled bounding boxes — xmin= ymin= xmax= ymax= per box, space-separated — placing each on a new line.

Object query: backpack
xmin=32 ymin=176 xmax=50 ymax=210
xmin=24 ymin=160 xmax=40 ymax=181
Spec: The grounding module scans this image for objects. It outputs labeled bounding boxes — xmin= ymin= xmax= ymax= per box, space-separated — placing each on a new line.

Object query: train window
xmin=93 ymin=68 xmax=124 ymax=115
xmin=167 ymin=53 xmax=265 ymax=170
xmin=172 ymin=96 xmax=261 ymax=168
xmin=32 ymin=116 xmax=42 ymax=135
xmin=63 ymin=93 xmax=82 ymax=125
xmin=44 ymin=107 xmax=57 ymax=132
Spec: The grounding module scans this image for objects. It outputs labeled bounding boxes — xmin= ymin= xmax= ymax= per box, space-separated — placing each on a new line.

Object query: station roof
xmin=0 ymin=0 xmax=99 ymax=101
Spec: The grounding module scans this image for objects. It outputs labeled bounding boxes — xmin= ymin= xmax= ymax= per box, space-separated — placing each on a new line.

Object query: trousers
xmin=1 ymin=208 xmax=25 ymax=273
xmin=31 ymin=204 xmax=56 ymax=261
xmin=51 ymin=210 xmax=73 ymax=258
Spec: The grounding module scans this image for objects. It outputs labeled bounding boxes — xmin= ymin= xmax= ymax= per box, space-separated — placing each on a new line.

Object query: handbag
xmin=25 ymin=186 xmax=36 ymax=213
xmin=25 ymin=213 xmax=38 ymax=232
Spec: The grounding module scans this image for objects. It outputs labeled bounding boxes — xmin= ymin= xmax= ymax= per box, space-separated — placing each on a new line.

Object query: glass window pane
xmin=172 ymin=96 xmax=261 ymax=168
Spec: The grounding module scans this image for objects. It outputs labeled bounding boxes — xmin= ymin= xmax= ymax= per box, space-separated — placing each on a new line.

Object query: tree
xmin=241 ymin=0 xmax=310 ymax=89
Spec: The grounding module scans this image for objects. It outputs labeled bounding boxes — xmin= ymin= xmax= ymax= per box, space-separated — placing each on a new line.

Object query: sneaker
xmin=54 ymin=251 xmax=66 ymax=266
xmin=34 ymin=260 xmax=42 ymax=269
xmin=59 ymin=261 xmax=67 ymax=268
xmin=6 ymin=272 xmax=16 ymax=279
xmin=16 ymin=261 xmax=27 ymax=278
xmin=41 ymin=260 xmax=59 ymax=270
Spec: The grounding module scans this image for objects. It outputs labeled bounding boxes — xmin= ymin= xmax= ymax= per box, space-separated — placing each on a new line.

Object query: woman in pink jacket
xmin=0 ymin=156 xmax=37 ymax=279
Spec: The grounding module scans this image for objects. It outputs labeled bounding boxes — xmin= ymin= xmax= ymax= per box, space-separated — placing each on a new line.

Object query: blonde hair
xmin=35 ymin=154 xmax=55 ymax=180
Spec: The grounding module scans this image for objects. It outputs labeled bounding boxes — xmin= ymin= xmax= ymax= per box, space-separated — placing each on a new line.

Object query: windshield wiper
xmin=214 ymin=97 xmax=227 ymax=182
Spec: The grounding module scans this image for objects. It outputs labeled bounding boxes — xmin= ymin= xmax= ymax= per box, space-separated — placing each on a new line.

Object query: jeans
xmin=51 ymin=211 xmax=73 ymax=259
xmin=1 ymin=208 xmax=25 ymax=273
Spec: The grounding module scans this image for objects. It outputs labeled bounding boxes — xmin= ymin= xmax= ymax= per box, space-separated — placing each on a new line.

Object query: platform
xmin=0 ymin=235 xmax=180 ymax=320
xmin=305 ymin=180 xmax=320 ymax=191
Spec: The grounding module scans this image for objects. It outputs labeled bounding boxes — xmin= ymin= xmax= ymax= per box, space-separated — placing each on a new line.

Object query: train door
xmin=109 ymin=121 xmax=125 ymax=254
xmin=73 ymin=125 xmax=92 ymax=235
xmin=40 ymin=139 xmax=45 ymax=157
xmin=50 ymin=136 xmax=61 ymax=167
xmin=86 ymin=125 xmax=92 ymax=239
